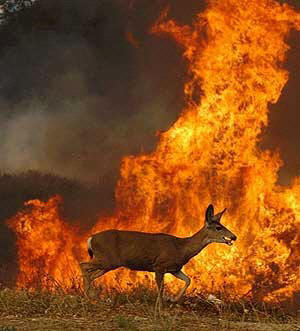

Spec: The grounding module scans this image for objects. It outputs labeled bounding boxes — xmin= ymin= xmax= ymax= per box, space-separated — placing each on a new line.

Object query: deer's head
xmin=204 ymin=204 xmax=237 ymax=245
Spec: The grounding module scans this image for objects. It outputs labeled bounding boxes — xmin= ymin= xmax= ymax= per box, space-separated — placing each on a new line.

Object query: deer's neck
xmin=183 ymin=226 xmax=210 ymax=261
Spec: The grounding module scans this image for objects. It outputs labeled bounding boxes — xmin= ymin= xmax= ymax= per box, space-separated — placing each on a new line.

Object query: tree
xmin=0 ymin=0 xmax=34 ymax=24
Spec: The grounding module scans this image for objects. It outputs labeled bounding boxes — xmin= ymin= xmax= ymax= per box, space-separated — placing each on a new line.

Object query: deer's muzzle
xmin=223 ymin=234 xmax=237 ymax=245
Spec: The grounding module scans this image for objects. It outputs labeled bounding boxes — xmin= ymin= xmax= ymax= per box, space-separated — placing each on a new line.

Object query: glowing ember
xmin=7 ymin=0 xmax=300 ymax=302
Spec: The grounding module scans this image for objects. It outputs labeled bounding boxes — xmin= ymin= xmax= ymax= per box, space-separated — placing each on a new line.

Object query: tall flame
xmin=7 ymin=0 xmax=300 ymax=303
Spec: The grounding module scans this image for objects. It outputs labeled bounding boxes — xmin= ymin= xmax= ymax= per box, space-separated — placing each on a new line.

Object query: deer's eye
xmin=216 ymin=225 xmax=222 ymax=231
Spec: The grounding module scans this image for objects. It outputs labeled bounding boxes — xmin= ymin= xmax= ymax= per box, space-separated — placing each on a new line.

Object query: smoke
xmin=0 ymin=0 xmax=204 ymax=185
xmin=0 ymin=0 xmax=299 ymax=187
xmin=261 ymin=0 xmax=300 ymax=184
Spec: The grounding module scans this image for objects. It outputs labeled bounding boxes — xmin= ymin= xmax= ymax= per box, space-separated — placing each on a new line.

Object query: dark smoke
xmin=2 ymin=0 xmax=297 ymax=187
xmin=0 ymin=0 xmax=205 ymax=185
xmin=261 ymin=26 xmax=300 ymax=185
xmin=0 ymin=0 xmax=298 ymax=220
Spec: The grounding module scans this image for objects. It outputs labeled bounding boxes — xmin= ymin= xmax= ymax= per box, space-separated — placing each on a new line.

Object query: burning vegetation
xmin=6 ymin=0 xmax=300 ymax=305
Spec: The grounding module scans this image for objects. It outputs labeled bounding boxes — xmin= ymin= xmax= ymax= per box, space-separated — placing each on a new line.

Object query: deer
xmin=79 ymin=204 xmax=237 ymax=308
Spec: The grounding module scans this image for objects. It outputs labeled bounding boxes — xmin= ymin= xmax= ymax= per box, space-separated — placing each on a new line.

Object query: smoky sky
xmin=0 ymin=0 xmax=204 ymax=184
xmin=0 ymin=0 xmax=299 ymax=186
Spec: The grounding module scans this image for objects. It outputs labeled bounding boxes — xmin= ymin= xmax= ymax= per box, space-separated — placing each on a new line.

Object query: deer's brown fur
xmin=80 ymin=204 xmax=237 ymax=305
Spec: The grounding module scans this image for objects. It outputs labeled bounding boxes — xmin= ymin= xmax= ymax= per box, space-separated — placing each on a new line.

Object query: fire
xmin=7 ymin=0 xmax=300 ymax=303
xmin=8 ymin=196 xmax=83 ymax=290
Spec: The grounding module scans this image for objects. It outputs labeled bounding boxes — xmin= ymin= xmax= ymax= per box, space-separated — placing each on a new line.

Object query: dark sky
xmin=0 ymin=0 xmax=206 ymax=185
xmin=0 ymin=0 xmax=299 ymax=186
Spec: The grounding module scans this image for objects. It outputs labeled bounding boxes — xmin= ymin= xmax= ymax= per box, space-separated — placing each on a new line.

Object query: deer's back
xmin=90 ymin=229 xmax=185 ymax=272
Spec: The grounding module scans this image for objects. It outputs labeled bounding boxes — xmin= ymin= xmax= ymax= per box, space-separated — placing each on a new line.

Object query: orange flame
xmin=7 ymin=0 xmax=300 ymax=303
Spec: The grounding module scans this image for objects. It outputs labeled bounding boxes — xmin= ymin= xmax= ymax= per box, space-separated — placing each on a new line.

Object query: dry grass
xmin=0 ymin=288 xmax=299 ymax=330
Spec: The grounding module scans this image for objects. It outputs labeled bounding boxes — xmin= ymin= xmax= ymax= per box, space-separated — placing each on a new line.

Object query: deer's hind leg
xmin=79 ymin=261 xmax=107 ymax=298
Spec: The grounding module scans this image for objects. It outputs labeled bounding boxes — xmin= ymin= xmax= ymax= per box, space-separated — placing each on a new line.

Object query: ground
xmin=1 ymin=315 xmax=300 ymax=331
xmin=0 ymin=289 xmax=299 ymax=330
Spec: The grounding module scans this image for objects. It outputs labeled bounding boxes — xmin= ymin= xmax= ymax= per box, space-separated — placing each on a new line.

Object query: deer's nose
xmin=231 ymin=234 xmax=237 ymax=241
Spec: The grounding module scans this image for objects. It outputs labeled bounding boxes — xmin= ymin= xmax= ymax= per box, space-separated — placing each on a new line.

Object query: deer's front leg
xmin=154 ymin=271 xmax=164 ymax=313
xmin=155 ymin=271 xmax=164 ymax=298
xmin=171 ymin=270 xmax=191 ymax=302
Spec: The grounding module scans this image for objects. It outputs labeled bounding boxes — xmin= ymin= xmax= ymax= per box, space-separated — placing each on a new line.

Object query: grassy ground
xmin=0 ymin=289 xmax=300 ymax=330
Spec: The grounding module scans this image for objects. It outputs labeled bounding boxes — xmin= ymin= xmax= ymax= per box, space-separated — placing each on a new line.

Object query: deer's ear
xmin=205 ymin=204 xmax=214 ymax=224
xmin=212 ymin=208 xmax=226 ymax=223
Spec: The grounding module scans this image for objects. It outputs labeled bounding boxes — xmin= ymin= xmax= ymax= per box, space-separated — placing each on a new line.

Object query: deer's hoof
xmin=164 ymin=295 xmax=176 ymax=303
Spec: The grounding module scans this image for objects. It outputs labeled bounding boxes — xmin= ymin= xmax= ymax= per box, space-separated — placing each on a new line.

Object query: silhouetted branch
xmin=0 ymin=0 xmax=35 ymax=24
